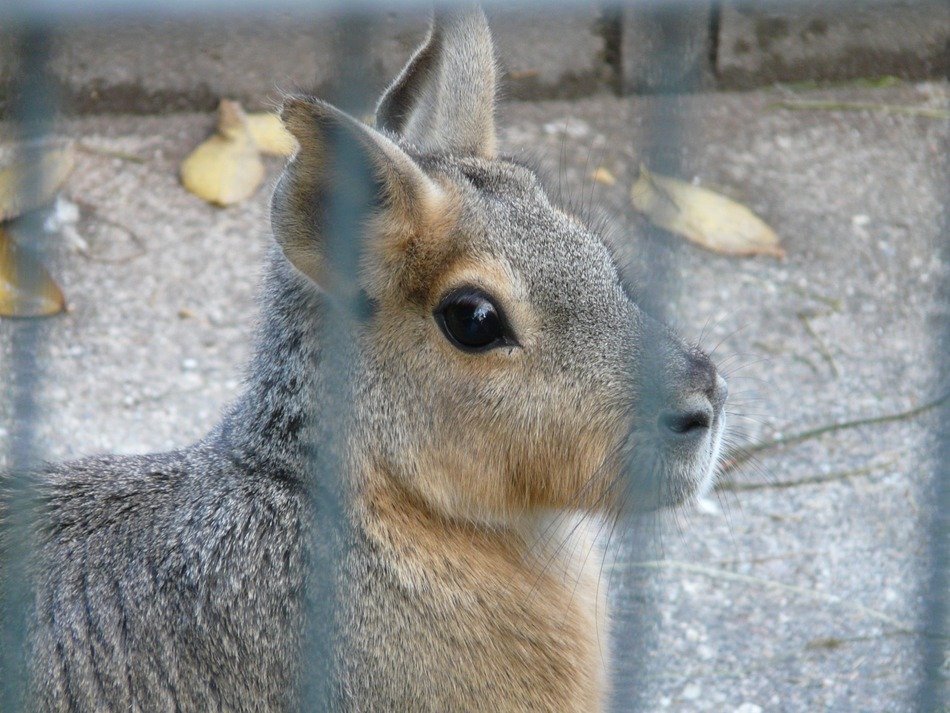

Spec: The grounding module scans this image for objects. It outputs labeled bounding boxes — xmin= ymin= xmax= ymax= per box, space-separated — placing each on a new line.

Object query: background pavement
xmin=2 ymin=1 xmax=948 ymax=113
xmin=1 ymin=80 xmax=947 ymax=710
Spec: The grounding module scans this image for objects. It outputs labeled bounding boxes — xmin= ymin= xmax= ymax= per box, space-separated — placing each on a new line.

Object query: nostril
xmin=658 ymin=409 xmax=711 ymax=437
xmin=714 ymin=374 xmax=729 ymax=408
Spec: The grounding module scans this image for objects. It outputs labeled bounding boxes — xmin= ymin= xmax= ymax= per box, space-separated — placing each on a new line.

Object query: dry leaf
xmin=631 ymin=165 xmax=784 ymax=258
xmin=180 ymin=100 xmax=265 ymax=206
xmin=591 ymin=167 xmax=616 ymax=186
xmin=0 ymin=226 xmax=66 ymax=317
xmin=0 ymin=141 xmax=76 ymax=221
xmin=246 ymin=112 xmax=297 ymax=156
xmin=509 ymin=69 xmax=540 ymax=81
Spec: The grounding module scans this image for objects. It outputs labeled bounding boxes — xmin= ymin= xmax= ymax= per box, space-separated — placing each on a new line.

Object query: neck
xmin=217 ymin=247 xmax=339 ymax=481
xmin=343 ymin=462 xmax=610 ymax=711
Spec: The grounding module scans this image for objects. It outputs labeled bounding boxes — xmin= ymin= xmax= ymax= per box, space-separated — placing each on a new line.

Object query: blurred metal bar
xmin=0 ymin=26 xmax=55 ymax=713
xmin=0 ymin=0 xmax=720 ymax=24
xmin=297 ymin=11 xmax=375 ymax=709
xmin=0 ymin=0 xmax=715 ymax=24
xmin=610 ymin=2 xmax=702 ymax=710
xmin=917 ymin=151 xmax=949 ymax=710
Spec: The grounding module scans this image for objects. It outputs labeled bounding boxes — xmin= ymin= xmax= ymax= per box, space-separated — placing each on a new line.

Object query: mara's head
xmin=270 ymin=7 xmax=727 ymax=523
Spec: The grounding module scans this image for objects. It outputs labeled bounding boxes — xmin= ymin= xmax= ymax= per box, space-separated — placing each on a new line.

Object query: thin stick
xmin=797 ymin=310 xmax=839 ymax=378
xmin=768 ymin=99 xmax=950 ymax=120
xmin=717 ymin=461 xmax=892 ymax=492
xmin=628 ymin=559 xmax=913 ymax=630
xmin=726 ymin=391 xmax=950 ymax=470
xmin=75 ymin=141 xmax=147 ymax=164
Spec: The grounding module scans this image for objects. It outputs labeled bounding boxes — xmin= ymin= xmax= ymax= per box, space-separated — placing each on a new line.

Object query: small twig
xmin=751 ymin=340 xmax=784 ymax=357
xmin=768 ymin=99 xmax=949 ymax=120
xmin=630 ymin=559 xmax=913 ymax=630
xmin=633 ymin=629 xmax=926 ymax=685
xmin=717 ymin=461 xmax=892 ymax=492
xmin=726 ymin=391 xmax=950 ymax=470
xmin=786 ymin=283 xmax=843 ymax=311
xmin=709 ymin=549 xmax=829 ymax=567
xmin=75 ymin=141 xmax=147 ymax=164
xmin=797 ymin=309 xmax=840 ymax=377
xmin=71 ymin=198 xmax=148 ymax=264
xmin=774 ymin=76 xmax=902 ymax=93
xmin=806 ymin=629 xmax=922 ymax=651
xmin=789 ymin=352 xmax=822 ymax=376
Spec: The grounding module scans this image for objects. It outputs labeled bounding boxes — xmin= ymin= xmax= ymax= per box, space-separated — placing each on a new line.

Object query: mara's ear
xmin=376 ymin=5 xmax=497 ymax=158
xmin=272 ymin=95 xmax=445 ymax=297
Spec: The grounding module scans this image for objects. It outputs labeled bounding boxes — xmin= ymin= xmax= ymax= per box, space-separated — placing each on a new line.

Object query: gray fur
xmin=376 ymin=5 xmax=497 ymax=157
xmin=15 ymin=7 xmax=727 ymax=711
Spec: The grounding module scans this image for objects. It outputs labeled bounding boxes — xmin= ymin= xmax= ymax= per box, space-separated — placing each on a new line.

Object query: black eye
xmin=434 ymin=288 xmax=517 ymax=353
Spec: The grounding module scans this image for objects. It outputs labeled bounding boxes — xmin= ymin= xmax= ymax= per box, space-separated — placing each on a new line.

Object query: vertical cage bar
xmin=917 ymin=152 xmax=949 ymax=710
xmin=1 ymin=25 xmax=55 ymax=713
xmin=298 ymin=10 xmax=375 ymax=709
xmin=610 ymin=1 xmax=702 ymax=710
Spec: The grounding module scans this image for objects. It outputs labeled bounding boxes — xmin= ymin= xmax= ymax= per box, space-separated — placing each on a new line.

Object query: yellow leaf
xmin=631 ymin=165 xmax=784 ymax=258
xmin=0 ymin=226 xmax=66 ymax=317
xmin=246 ymin=112 xmax=297 ymax=156
xmin=180 ymin=100 xmax=265 ymax=206
xmin=591 ymin=167 xmax=616 ymax=186
xmin=0 ymin=141 xmax=76 ymax=221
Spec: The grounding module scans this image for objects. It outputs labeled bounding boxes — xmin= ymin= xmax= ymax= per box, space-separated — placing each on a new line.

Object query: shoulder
xmin=17 ymin=443 xmax=251 ymax=548
xmin=33 ymin=450 xmax=193 ymax=531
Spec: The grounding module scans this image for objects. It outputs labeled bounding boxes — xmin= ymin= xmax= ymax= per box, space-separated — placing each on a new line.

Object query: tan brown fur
xmin=365 ymin=176 xmax=466 ymax=305
xmin=353 ymin=464 xmax=609 ymax=712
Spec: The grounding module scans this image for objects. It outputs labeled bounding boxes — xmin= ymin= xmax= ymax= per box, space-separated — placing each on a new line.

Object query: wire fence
xmin=1 ymin=25 xmax=55 ymax=712
xmin=0 ymin=1 xmax=946 ymax=711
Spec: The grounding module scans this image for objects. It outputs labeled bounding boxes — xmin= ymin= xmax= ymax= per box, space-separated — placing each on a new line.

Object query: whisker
xmin=557 ymin=119 xmax=567 ymax=206
xmin=721 ymin=358 xmax=772 ymax=378
xmin=523 ymin=454 xmax=622 ymax=602
xmin=707 ymin=323 xmax=751 ymax=359
xmin=695 ymin=314 xmax=714 ymax=351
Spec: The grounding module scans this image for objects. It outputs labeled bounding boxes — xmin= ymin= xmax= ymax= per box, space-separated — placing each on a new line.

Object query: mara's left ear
xmin=376 ymin=5 xmax=498 ymax=158
xmin=271 ymin=96 xmax=445 ymax=298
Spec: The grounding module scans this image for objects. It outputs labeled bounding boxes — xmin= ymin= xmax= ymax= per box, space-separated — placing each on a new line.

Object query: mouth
xmin=696 ymin=409 xmax=727 ymax=499
xmin=619 ymin=407 xmax=728 ymax=511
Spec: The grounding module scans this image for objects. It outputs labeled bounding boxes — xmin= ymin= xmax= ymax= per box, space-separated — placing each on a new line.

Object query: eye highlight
xmin=434 ymin=287 xmax=518 ymax=353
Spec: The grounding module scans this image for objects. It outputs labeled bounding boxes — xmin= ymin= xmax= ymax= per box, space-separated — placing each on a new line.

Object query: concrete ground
xmin=1 ymin=82 xmax=947 ymax=711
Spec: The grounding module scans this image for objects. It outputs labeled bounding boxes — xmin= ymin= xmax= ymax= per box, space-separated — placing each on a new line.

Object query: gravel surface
xmin=1 ymin=82 xmax=947 ymax=711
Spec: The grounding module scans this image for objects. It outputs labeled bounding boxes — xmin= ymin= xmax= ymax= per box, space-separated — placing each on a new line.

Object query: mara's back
xmin=30 ymin=441 xmax=308 ymax=711
xmin=16 ymin=6 xmax=728 ymax=712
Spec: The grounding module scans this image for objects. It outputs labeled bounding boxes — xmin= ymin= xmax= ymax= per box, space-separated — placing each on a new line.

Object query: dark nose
xmin=658 ymin=406 xmax=711 ymax=437
xmin=656 ymin=350 xmax=727 ymax=441
xmin=688 ymin=349 xmax=726 ymax=407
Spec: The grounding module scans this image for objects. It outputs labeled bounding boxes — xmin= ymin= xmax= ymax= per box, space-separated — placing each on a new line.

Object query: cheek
xmin=419 ymin=380 xmax=625 ymax=514
xmin=383 ymin=377 xmax=527 ymax=515
xmin=518 ymin=402 xmax=627 ymax=508
xmin=363 ymin=313 xmax=630 ymax=516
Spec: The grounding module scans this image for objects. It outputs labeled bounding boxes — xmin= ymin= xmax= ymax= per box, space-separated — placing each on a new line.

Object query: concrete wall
xmin=0 ymin=6 xmax=609 ymax=115
xmin=716 ymin=0 xmax=950 ymax=89
xmin=1 ymin=2 xmax=947 ymax=115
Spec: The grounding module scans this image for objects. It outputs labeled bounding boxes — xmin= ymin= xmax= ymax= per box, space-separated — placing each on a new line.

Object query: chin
xmin=695 ymin=412 xmax=728 ymax=500
xmin=623 ymin=411 xmax=728 ymax=512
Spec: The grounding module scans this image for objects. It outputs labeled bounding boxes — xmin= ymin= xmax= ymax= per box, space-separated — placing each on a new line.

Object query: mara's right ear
xmin=271 ymin=96 xmax=445 ymax=299
xmin=376 ymin=5 xmax=498 ymax=158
